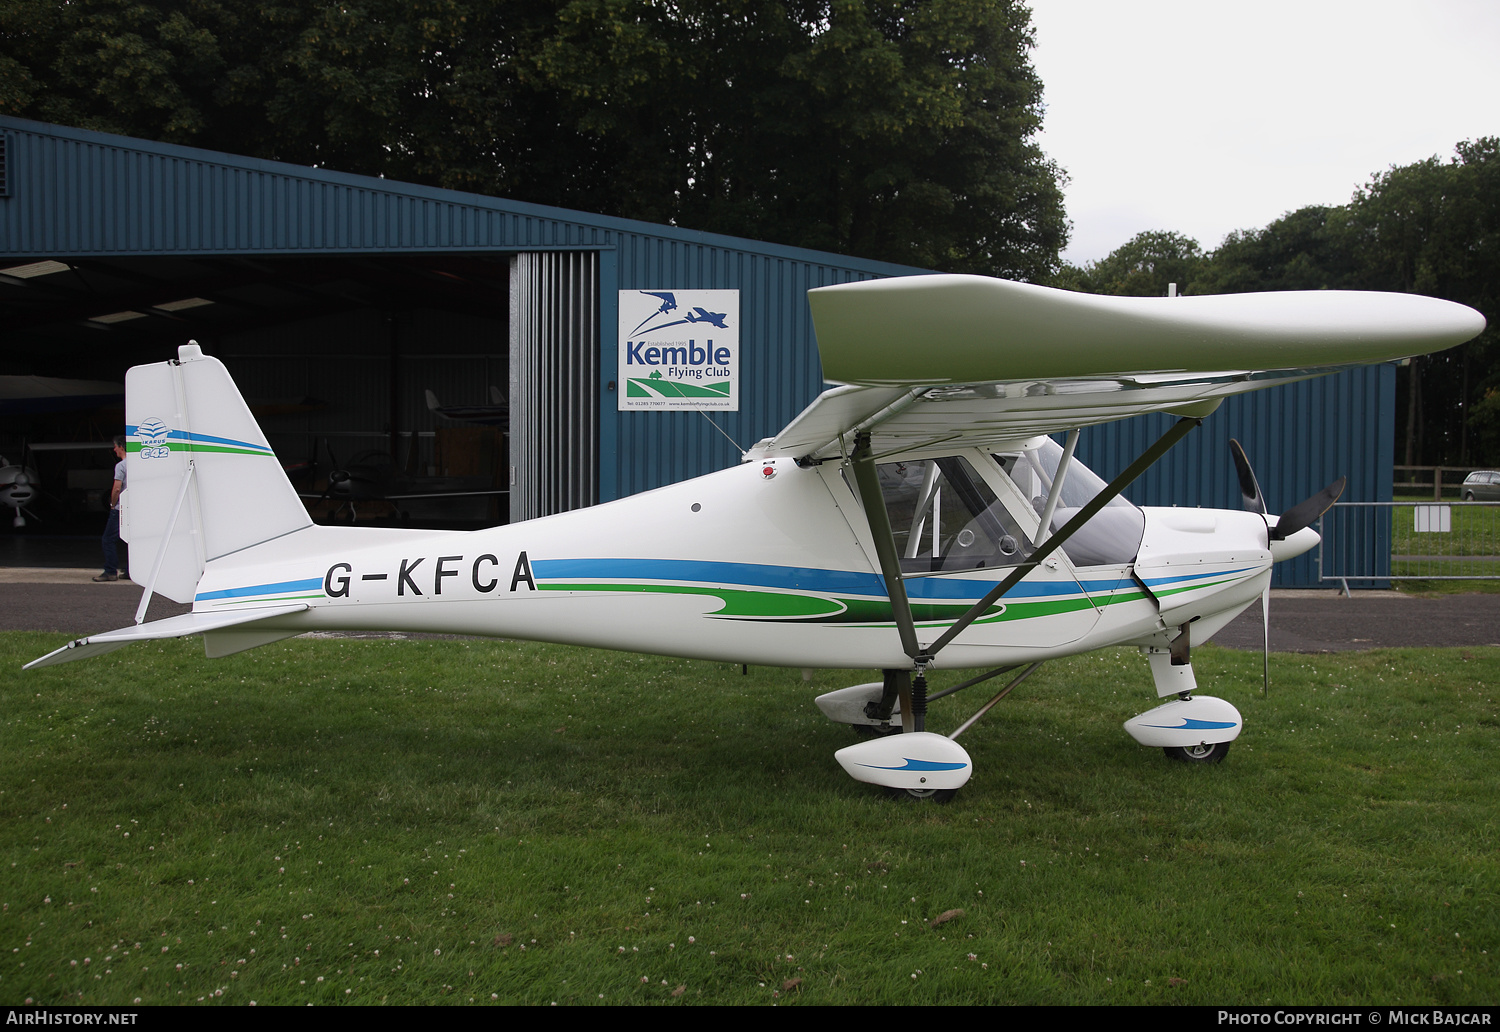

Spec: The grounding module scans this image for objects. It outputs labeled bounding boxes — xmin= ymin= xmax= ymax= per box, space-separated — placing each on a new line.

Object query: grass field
xmin=2 ymin=633 xmax=1496 ymax=1006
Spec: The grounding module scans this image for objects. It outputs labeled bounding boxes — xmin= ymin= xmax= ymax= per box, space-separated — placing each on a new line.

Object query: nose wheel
xmin=1164 ymin=741 xmax=1231 ymax=764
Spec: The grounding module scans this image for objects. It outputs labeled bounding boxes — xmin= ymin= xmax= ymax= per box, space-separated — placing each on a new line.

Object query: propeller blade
xmin=1272 ymin=477 xmax=1347 ymax=540
xmin=1229 ymin=439 xmax=1268 ymax=515
xmin=1261 ymin=584 xmax=1270 ymax=696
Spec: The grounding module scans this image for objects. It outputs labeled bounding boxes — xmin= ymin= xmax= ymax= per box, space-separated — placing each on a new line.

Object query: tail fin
xmin=122 ymin=343 xmax=311 ymax=602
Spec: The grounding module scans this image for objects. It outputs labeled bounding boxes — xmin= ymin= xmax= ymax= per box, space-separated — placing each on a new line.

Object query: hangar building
xmin=0 ymin=117 xmax=1393 ymax=586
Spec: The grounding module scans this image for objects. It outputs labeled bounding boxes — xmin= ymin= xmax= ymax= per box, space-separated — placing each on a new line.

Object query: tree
xmin=1193 ymin=205 xmax=1358 ymax=294
xmin=0 ymin=0 xmax=565 ymax=191
xmin=0 ymin=0 xmax=1069 ymax=279
xmin=1342 ymin=140 xmax=1500 ymax=466
xmin=1070 ymin=230 xmax=1206 ymax=296
xmin=0 ymin=0 xmax=241 ymax=143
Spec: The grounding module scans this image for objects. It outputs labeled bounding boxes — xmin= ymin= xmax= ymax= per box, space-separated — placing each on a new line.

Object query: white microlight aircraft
xmin=26 ymin=276 xmax=1485 ymax=802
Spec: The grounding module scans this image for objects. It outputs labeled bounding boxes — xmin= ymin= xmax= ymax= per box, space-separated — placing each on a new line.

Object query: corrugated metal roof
xmin=0 ymin=116 xmax=923 ymax=269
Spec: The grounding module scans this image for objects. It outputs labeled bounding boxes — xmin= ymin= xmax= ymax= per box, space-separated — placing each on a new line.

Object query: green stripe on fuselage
xmin=540 ymin=582 xmax=847 ymax=619
xmin=538 ymin=581 xmax=1152 ymax=627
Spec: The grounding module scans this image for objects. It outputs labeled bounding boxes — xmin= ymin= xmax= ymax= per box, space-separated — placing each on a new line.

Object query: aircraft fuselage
xmin=189 ymin=448 xmax=1277 ymax=671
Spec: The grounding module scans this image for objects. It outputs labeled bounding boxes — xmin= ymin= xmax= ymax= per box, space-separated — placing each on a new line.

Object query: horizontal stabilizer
xmin=24 ymin=604 xmax=309 ymax=670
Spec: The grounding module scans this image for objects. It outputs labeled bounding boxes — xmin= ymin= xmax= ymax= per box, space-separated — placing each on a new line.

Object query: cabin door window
xmin=996 ymin=437 xmax=1146 ymax=568
xmin=875 ymin=455 xmax=1033 ymax=574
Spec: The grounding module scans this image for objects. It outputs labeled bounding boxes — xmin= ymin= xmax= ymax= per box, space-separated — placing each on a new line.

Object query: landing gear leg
xmin=910 ymin=665 xmax=928 ymax=733
xmin=883 ymin=669 xmax=909 ymax=732
xmin=840 ymin=669 xmax=908 ymax=738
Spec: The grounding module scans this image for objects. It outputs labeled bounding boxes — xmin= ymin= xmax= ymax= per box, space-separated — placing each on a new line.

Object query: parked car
xmin=1461 ymin=470 xmax=1500 ymax=501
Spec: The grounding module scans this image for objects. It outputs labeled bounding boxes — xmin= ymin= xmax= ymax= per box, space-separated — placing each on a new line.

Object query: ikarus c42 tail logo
xmin=135 ymin=418 xmax=172 ymax=459
xmin=618 ymin=289 xmax=739 ymax=411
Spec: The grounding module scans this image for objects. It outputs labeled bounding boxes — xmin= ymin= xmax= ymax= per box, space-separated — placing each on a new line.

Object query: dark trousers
xmin=102 ymin=509 xmax=120 ymax=575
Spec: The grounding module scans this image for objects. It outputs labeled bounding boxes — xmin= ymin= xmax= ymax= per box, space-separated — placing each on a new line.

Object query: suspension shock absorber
xmin=911 ymin=662 xmax=929 ymax=733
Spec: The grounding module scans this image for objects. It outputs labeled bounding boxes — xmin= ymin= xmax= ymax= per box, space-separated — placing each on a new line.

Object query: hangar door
xmin=509 ymin=252 xmax=599 ymax=521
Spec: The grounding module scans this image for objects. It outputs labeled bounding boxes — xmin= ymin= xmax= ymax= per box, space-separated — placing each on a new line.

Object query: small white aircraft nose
xmin=1269 ymin=524 xmax=1320 ymax=562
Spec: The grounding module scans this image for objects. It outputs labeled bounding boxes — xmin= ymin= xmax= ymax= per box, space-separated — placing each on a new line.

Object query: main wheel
xmin=1164 ymin=741 xmax=1230 ymax=764
xmin=852 ymin=722 xmax=902 ymax=738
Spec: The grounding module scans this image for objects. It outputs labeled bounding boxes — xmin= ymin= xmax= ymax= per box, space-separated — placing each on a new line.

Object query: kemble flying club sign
xmin=618 ymin=289 xmax=739 ymax=411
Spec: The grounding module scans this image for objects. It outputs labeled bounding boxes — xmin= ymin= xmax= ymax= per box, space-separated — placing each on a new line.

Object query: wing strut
xmin=1032 ymin=428 xmax=1080 ymax=546
xmin=850 ymin=431 xmax=921 ymax=661
xmin=849 ymin=417 xmax=1203 ymax=679
xmin=134 ymin=459 xmax=196 ymax=625
xmin=922 ymin=416 xmax=1201 ymax=661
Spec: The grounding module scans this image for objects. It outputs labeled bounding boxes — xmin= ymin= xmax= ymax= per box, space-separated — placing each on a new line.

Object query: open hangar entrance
xmin=0 ymin=250 xmax=530 ymax=534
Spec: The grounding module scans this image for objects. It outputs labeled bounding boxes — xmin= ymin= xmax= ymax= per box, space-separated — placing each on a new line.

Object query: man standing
xmin=94 ymin=435 xmax=127 ymax=583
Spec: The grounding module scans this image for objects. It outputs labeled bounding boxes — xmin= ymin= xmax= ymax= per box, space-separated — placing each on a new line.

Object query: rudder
xmin=122 ymin=342 xmax=311 ymax=602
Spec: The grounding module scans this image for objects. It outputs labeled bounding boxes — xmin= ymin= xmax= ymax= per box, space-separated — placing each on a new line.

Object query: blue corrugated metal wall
xmin=0 ymin=117 xmax=1398 ymax=585
xmin=1074 ymin=364 xmax=1396 ymax=586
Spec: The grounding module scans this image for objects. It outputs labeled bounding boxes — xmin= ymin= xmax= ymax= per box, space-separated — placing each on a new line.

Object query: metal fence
xmin=1318 ymin=501 xmax=1500 ymax=591
xmin=1392 ymin=465 xmax=1491 ymax=501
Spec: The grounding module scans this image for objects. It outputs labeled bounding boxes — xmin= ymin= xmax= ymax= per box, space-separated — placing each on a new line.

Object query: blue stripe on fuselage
xmin=1140 ymin=566 xmax=1259 ymax=589
xmin=197 ymin=578 xmax=323 ymax=601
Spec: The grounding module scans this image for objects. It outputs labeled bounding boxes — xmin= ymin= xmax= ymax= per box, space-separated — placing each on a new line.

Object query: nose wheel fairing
xmin=1123 ymin=695 xmax=1243 ymax=750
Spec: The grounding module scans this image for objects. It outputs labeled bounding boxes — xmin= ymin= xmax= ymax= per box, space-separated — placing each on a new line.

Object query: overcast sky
xmin=1027 ymin=0 xmax=1500 ymax=264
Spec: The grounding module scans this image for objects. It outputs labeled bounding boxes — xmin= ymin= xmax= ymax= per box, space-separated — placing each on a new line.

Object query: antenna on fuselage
xmin=697 ymin=411 xmax=744 ymax=454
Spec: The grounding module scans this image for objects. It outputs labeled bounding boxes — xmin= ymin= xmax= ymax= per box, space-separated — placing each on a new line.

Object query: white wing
xmin=750 ymin=276 xmax=1485 ymax=460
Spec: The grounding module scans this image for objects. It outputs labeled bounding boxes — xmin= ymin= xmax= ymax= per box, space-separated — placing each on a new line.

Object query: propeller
xmin=1229 ymin=438 xmax=1267 ymax=516
xmin=1229 ymin=440 xmax=1348 ymax=694
xmin=304 ymin=438 xmax=356 ymax=522
xmin=1274 ymin=476 xmax=1347 ymax=541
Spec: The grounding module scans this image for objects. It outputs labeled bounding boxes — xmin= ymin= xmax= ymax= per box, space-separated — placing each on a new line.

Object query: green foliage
xmin=1067 ymin=230 xmax=1206 ymax=297
xmin=0 ymin=0 xmax=235 ymax=142
xmin=1468 ymin=387 xmax=1500 ymax=464
xmin=1195 ymin=206 xmax=1358 ymax=294
xmin=0 ymin=0 xmax=1068 ymax=279
xmin=1346 ymin=140 xmax=1500 ymax=465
